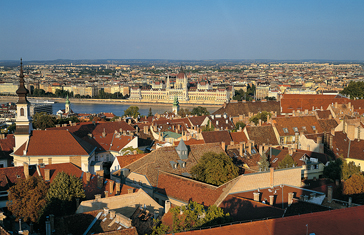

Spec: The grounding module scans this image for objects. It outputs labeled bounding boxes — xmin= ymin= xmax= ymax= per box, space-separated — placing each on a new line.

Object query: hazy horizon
xmin=1 ymin=0 xmax=364 ymax=61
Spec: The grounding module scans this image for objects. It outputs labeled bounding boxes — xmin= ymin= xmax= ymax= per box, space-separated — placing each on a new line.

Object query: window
xmin=95 ymin=156 xmax=99 ymax=161
xmin=312 ymin=126 xmax=316 ymax=131
xmin=283 ymin=128 xmax=288 ymax=133
xmin=20 ymin=108 xmax=24 ymax=116
xmin=302 ymin=126 xmax=306 ymax=131
xmin=293 ymin=127 xmax=298 ymax=132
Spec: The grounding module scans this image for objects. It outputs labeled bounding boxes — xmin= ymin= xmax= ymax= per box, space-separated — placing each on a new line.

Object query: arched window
xmin=20 ymin=108 xmax=24 ymax=116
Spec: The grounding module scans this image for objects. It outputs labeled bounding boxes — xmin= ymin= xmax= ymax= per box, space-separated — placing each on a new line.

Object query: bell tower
xmin=65 ymin=94 xmax=71 ymax=114
xmin=14 ymin=59 xmax=32 ymax=151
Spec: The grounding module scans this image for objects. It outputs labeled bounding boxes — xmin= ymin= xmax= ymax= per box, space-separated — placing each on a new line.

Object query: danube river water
xmin=52 ymin=102 xmax=219 ymax=116
xmin=1 ymin=99 xmax=219 ymax=117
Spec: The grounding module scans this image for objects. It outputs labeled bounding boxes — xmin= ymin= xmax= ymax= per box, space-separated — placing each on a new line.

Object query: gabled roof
xmin=116 ymin=154 xmax=148 ymax=169
xmin=202 ymin=130 xmax=232 ymax=144
xmin=272 ymin=116 xmax=323 ymax=137
xmin=13 ymin=130 xmax=96 ymax=156
xmin=331 ymin=131 xmax=364 ymax=160
xmin=188 ymin=115 xmax=209 ymax=126
xmin=245 ymin=125 xmax=279 ymax=146
xmin=230 ymin=131 xmax=248 ymax=144
xmin=117 ymin=143 xmax=226 ymax=187
xmin=0 ymin=134 xmax=15 ymax=152
xmin=318 ymin=119 xmax=339 ymax=132
xmin=156 ymin=171 xmax=237 ymax=206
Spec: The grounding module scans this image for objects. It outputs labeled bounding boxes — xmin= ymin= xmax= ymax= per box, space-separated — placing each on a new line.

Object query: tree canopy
xmin=178 ymin=108 xmax=190 ymax=117
xmin=233 ymin=121 xmax=246 ymax=132
xmin=170 ymin=201 xmax=230 ymax=232
xmin=340 ymin=81 xmax=364 ymax=99
xmin=32 ymin=112 xmax=57 ymax=130
xmin=249 ymin=111 xmax=271 ymax=125
xmin=190 ymin=152 xmax=239 ymax=186
xmin=277 ymin=154 xmax=297 ymax=169
xmin=46 ymin=172 xmax=85 ymax=216
xmin=343 ymin=174 xmax=364 ymax=195
xmin=259 ymin=152 xmax=270 ymax=171
xmin=191 ymin=106 xmax=210 ymax=116
xmin=7 ymin=176 xmax=49 ymax=223
xmin=123 ymin=106 xmax=140 ymax=118
xmin=323 ymin=158 xmax=360 ymax=181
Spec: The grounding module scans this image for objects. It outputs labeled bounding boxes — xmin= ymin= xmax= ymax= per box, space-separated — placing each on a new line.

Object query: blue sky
xmin=1 ymin=0 xmax=363 ymax=60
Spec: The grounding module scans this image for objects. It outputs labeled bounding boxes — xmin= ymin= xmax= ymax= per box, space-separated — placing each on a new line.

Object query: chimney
xmin=165 ymin=200 xmax=171 ymax=214
xmin=144 ymin=126 xmax=148 ymax=134
xmin=221 ymin=142 xmax=226 ymax=151
xmin=86 ymin=172 xmax=91 ymax=185
xmin=238 ymin=126 xmax=242 ymax=132
xmin=230 ymin=141 xmax=234 ymax=146
xmin=288 ymin=147 xmax=293 ymax=156
xmin=239 ymin=143 xmax=243 ymax=156
xmin=292 ymin=110 xmax=295 ymax=116
xmin=288 ymin=192 xmax=294 ymax=206
xmin=270 ymin=167 xmax=274 ymax=187
xmin=44 ymin=168 xmax=50 ymax=181
xmin=259 ymin=145 xmax=263 ymax=156
xmin=248 ymin=142 xmax=252 ymax=155
xmin=110 ymin=210 xmax=116 ymax=219
xmin=269 ymin=195 xmax=274 ymax=206
xmin=258 ymin=119 xmax=262 ymax=126
xmin=327 ymin=186 xmax=333 ymax=203
xmin=115 ymin=182 xmax=121 ymax=194
xmin=348 ymin=197 xmax=352 ymax=207
xmin=23 ymin=162 xmax=29 ymax=179
xmin=329 ymin=135 xmax=334 ymax=150
xmin=109 ymin=181 xmax=114 ymax=194
xmin=97 ymin=175 xmax=103 ymax=188
xmin=127 ymin=188 xmax=134 ymax=194
xmin=104 ymin=191 xmax=109 ymax=198
xmin=95 ymin=194 xmax=102 ymax=200
xmin=253 ymin=192 xmax=260 ymax=202
xmin=335 ymin=102 xmax=338 ymax=108
xmin=96 ymin=170 xmax=104 ymax=178
xmin=133 ymin=150 xmax=138 ymax=155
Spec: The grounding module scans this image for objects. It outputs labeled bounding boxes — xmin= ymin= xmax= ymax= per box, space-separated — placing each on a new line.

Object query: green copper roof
xmin=65 ymin=94 xmax=70 ymax=105
xmin=173 ymin=96 xmax=179 ymax=106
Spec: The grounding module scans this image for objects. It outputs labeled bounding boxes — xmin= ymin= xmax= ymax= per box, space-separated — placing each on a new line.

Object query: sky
xmin=1 ymin=0 xmax=364 ymax=61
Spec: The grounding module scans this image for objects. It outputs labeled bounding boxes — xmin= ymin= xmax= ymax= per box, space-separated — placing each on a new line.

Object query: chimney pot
xmin=269 ymin=195 xmax=274 ymax=205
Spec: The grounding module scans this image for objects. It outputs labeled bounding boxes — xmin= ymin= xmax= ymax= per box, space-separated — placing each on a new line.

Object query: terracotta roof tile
xmin=202 ymin=130 xmax=232 ymax=144
xmin=213 ymin=101 xmax=280 ymax=117
xmin=245 ymin=125 xmax=279 ymax=146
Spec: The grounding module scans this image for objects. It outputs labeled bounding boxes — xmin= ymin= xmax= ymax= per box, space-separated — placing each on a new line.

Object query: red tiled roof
xmin=174 ymin=139 xmax=205 ymax=146
xmin=272 ymin=116 xmax=323 ymax=137
xmin=14 ymin=130 xmax=95 ymax=156
xmin=116 ymin=154 xmax=148 ymax=169
xmin=230 ymin=131 xmax=248 ymax=144
xmin=176 ymin=206 xmax=364 ymax=235
xmin=245 ymin=125 xmax=279 ymax=146
xmin=202 ymin=130 xmax=232 ymax=144
xmin=0 ymin=134 xmax=15 ymax=152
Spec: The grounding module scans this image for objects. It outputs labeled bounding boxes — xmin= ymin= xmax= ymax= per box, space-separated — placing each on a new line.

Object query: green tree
xmin=46 ymin=172 xmax=85 ymax=216
xmin=178 ymin=108 xmax=190 ymax=117
xmin=233 ymin=121 xmax=246 ymax=132
xmin=123 ymin=106 xmax=140 ymax=118
xmin=342 ymin=161 xmax=361 ymax=181
xmin=249 ymin=111 xmax=271 ymax=125
xmin=191 ymin=106 xmax=210 ymax=116
xmin=110 ymin=116 xmax=120 ymax=122
xmin=259 ymin=152 xmax=270 ymax=171
xmin=191 ymin=152 xmax=239 ymax=186
xmin=148 ymin=108 xmax=153 ymax=117
xmin=340 ymin=81 xmax=364 ymax=99
xmin=201 ymin=121 xmax=215 ymax=132
xmin=170 ymin=201 xmax=230 ymax=232
xmin=151 ymin=219 xmax=169 ymax=235
xmin=277 ymin=154 xmax=297 ymax=169
xmin=324 ymin=158 xmax=343 ymax=181
xmin=343 ymin=173 xmax=364 ymax=195
xmin=7 ymin=176 xmax=49 ymax=223
xmin=120 ymin=146 xmax=144 ymax=155
xmin=32 ymin=112 xmax=57 ymax=130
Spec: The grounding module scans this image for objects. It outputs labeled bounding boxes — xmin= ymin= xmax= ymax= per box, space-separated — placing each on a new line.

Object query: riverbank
xmin=0 ymin=96 xmax=222 ymax=107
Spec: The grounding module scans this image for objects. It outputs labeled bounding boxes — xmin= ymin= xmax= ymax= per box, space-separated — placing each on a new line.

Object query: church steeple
xmin=16 ymin=58 xmax=29 ymax=104
xmin=172 ymin=95 xmax=180 ymax=115
xmin=14 ymin=59 xmax=32 ymax=152
xmin=65 ymin=94 xmax=70 ymax=114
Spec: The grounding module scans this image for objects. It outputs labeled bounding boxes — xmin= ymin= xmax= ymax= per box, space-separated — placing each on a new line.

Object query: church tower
xmin=65 ymin=94 xmax=71 ymax=114
xmin=14 ymin=59 xmax=32 ymax=151
xmin=172 ymin=96 xmax=180 ymax=115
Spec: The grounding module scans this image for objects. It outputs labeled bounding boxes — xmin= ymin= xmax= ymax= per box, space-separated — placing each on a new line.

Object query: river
xmin=1 ymin=99 xmax=219 ymax=117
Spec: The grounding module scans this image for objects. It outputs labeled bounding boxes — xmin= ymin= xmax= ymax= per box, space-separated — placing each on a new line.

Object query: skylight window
xmin=302 ymin=126 xmax=306 ymax=131
xmin=312 ymin=126 xmax=316 ymax=130
xmin=283 ymin=128 xmax=289 ymax=133
xmin=293 ymin=127 xmax=298 ymax=132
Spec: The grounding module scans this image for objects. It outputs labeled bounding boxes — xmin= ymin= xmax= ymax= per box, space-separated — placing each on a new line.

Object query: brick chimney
xmin=104 ymin=191 xmax=109 ymax=198
xmin=269 ymin=195 xmax=274 ymax=206
xmin=165 ymin=200 xmax=171 ymax=214
xmin=327 ymin=186 xmax=333 ymax=203
xmin=44 ymin=168 xmax=50 ymax=181
xmin=288 ymin=192 xmax=294 ymax=206
xmin=115 ymin=182 xmax=121 ymax=194
xmin=23 ymin=162 xmax=29 ymax=179
xmin=86 ymin=172 xmax=91 ymax=185
xmin=109 ymin=181 xmax=114 ymax=194
xmin=259 ymin=145 xmax=263 ymax=156
xmin=270 ymin=167 xmax=274 ymax=187
xmin=253 ymin=192 xmax=260 ymax=202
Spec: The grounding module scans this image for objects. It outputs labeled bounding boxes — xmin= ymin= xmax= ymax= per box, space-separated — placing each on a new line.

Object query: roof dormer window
xmin=312 ymin=126 xmax=316 ymax=131
xmin=283 ymin=128 xmax=288 ymax=133
xmin=293 ymin=127 xmax=298 ymax=132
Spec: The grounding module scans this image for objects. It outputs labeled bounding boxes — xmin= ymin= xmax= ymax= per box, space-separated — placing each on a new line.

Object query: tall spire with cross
xmin=14 ymin=58 xmax=32 ymax=152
